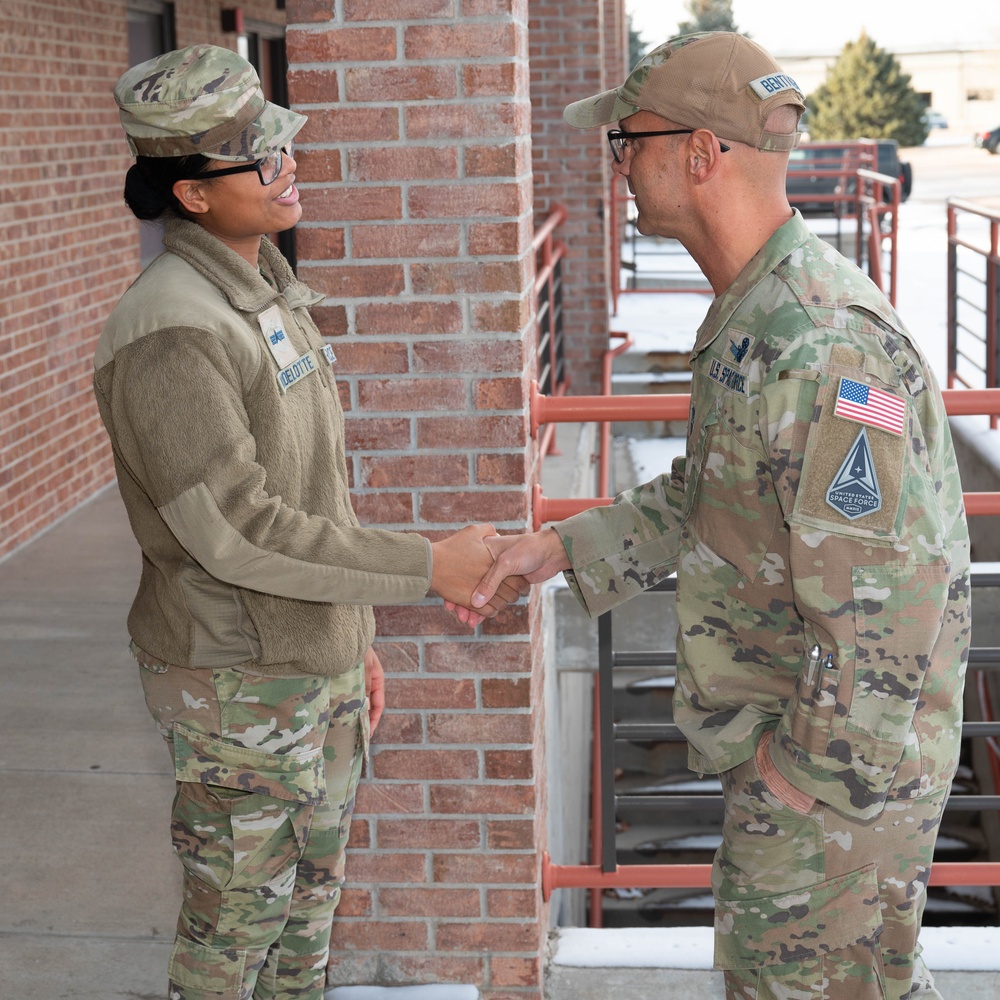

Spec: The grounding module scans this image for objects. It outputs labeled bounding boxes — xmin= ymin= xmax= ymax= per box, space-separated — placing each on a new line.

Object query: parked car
xmin=922 ymin=109 xmax=948 ymax=129
xmin=785 ymin=139 xmax=912 ymax=215
xmin=974 ymin=125 xmax=1000 ymax=153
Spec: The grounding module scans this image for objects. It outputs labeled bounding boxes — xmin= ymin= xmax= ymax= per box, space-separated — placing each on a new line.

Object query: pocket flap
xmin=172 ymin=722 xmax=325 ymax=804
xmin=168 ymin=936 xmax=248 ymax=994
xmin=715 ymin=864 xmax=882 ymax=970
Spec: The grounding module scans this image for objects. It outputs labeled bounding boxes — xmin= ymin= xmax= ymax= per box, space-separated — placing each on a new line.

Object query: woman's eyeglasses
xmin=196 ymin=144 xmax=292 ymax=186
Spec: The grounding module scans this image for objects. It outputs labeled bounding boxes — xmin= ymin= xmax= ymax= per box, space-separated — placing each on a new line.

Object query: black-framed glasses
xmin=606 ymin=128 xmax=730 ymax=163
xmin=195 ymin=144 xmax=292 ymax=186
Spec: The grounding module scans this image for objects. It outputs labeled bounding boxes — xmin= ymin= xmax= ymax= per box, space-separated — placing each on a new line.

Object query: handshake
xmin=428 ymin=523 xmax=572 ymax=628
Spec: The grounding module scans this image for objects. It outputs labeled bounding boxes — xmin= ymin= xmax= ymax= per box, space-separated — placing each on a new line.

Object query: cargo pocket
xmin=172 ymin=723 xmax=325 ymax=804
xmin=714 ymin=864 xmax=883 ymax=971
xmin=170 ymin=723 xmax=326 ymax=892
xmin=168 ymin=935 xmax=250 ymax=997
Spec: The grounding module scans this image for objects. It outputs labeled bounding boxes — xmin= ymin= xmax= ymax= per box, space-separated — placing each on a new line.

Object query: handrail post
xmin=989 ymin=217 xmax=998 ymax=429
xmin=610 ymin=176 xmax=620 ymax=315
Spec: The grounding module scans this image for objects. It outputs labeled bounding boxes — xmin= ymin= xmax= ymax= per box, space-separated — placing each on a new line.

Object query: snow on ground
xmin=626 ymin=436 xmax=686 ymax=488
xmin=326 ymin=987 xmax=479 ymax=999
xmin=552 ymin=925 xmax=1000 ymax=971
xmin=611 ymin=290 xmax=712 ymax=355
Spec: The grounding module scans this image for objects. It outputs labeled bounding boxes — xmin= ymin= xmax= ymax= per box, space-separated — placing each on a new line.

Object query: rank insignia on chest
xmin=257 ymin=304 xmax=300 ymax=368
xmin=826 ymin=427 xmax=882 ymax=519
xmin=322 ymin=343 xmax=337 ymax=366
xmin=727 ymin=333 xmax=754 ymax=365
xmin=707 ymin=357 xmax=747 ymax=395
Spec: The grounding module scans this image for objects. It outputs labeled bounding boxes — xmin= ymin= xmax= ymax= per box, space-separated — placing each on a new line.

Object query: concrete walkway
xmin=0 ymin=485 xmax=177 ymax=998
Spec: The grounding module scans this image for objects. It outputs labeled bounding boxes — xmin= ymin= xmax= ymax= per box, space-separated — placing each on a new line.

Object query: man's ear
xmin=172 ymin=178 xmax=210 ymax=215
xmin=689 ymin=129 xmax=724 ymax=182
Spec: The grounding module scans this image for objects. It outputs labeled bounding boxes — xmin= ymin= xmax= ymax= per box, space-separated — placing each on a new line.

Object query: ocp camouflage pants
xmin=138 ymin=654 xmax=368 ymax=1000
xmin=714 ymin=733 xmax=947 ymax=1000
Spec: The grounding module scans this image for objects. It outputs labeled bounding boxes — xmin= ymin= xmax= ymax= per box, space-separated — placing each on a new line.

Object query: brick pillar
xmin=285 ymin=3 xmax=546 ymax=997
xmin=529 ymin=0 xmax=611 ymax=395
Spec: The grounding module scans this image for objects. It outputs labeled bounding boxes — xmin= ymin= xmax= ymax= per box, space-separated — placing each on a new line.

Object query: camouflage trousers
xmin=138 ymin=653 xmax=369 ymax=1000
xmin=714 ymin=732 xmax=947 ymax=1000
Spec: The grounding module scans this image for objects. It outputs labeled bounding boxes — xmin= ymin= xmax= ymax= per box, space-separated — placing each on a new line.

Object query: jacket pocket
xmin=848 ymin=562 xmax=948 ymax=745
xmin=782 ymin=650 xmax=843 ymax=761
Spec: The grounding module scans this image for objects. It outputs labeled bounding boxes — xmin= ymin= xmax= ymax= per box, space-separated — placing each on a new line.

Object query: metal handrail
xmin=533 ymin=385 xmax=1000 ymax=915
xmin=530 ymin=384 xmax=1000 ymax=529
xmin=533 ymin=204 xmax=570 ymax=457
xmin=947 ymin=199 xmax=1000 ymax=427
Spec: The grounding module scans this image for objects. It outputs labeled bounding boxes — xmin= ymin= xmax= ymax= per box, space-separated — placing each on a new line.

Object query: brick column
xmin=529 ymin=0 xmax=612 ymax=394
xmin=285 ymin=3 xmax=546 ymax=997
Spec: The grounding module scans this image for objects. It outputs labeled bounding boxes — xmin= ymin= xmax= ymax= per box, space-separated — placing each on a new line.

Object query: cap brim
xmin=206 ymin=101 xmax=308 ymax=161
xmin=564 ymin=88 xmax=639 ymax=129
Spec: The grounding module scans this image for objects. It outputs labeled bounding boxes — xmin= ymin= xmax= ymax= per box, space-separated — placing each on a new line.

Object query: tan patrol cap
xmin=564 ymin=31 xmax=805 ymax=152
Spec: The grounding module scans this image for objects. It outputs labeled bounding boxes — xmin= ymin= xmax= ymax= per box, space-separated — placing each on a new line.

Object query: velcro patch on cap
xmin=749 ymin=73 xmax=801 ymax=101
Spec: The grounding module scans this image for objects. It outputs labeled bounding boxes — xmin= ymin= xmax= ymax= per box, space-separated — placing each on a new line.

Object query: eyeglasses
xmin=195 ymin=144 xmax=292 ymax=186
xmin=606 ymin=128 xmax=730 ymax=163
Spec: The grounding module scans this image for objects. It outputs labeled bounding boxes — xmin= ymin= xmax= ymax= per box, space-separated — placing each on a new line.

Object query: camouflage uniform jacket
xmin=94 ymin=219 xmax=431 ymax=678
xmin=555 ymin=211 xmax=971 ymax=819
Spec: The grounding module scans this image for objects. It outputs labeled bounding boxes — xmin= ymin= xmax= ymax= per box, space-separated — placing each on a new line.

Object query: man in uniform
xmin=469 ymin=32 xmax=971 ymax=1000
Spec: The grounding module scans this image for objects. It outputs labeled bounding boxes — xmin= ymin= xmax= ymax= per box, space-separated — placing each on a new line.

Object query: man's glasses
xmin=606 ymin=129 xmax=730 ymax=163
xmin=196 ymin=144 xmax=292 ymax=186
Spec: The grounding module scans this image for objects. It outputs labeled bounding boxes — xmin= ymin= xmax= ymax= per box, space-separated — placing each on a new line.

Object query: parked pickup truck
xmin=786 ymin=139 xmax=912 ymax=215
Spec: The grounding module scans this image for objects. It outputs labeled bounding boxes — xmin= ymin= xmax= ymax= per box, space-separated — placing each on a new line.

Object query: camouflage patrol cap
xmin=564 ymin=31 xmax=805 ymax=152
xmin=114 ymin=44 xmax=306 ymax=161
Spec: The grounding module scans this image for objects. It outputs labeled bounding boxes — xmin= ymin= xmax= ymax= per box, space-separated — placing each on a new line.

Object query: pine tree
xmin=628 ymin=14 xmax=647 ymax=67
xmin=677 ymin=0 xmax=741 ymax=35
xmin=808 ymin=33 xmax=928 ymax=147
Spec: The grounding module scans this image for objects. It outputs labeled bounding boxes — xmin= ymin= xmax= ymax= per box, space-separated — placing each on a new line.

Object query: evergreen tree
xmin=628 ymin=14 xmax=647 ymax=68
xmin=808 ymin=33 xmax=928 ymax=147
xmin=677 ymin=0 xmax=741 ymax=35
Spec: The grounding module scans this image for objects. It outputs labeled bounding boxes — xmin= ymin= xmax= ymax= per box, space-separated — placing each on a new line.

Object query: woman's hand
xmin=363 ymin=646 xmax=385 ymax=734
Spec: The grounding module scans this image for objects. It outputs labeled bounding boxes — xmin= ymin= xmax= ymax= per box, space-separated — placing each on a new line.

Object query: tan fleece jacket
xmin=94 ymin=219 xmax=432 ymax=677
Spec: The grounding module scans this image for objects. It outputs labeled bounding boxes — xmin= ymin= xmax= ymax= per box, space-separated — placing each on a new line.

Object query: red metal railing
xmin=947 ymin=199 xmax=1000 ymax=428
xmin=531 ymin=383 xmax=1000 ymax=905
xmin=533 ymin=204 xmax=570 ymax=458
xmin=531 ymin=383 xmax=1000 ymax=528
xmin=609 ymin=174 xmax=713 ymax=314
xmin=856 ymin=167 xmax=901 ymax=307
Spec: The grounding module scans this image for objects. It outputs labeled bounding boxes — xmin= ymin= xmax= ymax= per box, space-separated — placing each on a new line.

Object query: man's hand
xmin=363 ymin=645 xmax=385 ymax=734
xmin=429 ymin=524 xmax=529 ymax=623
xmin=471 ymin=528 xmax=571 ymax=608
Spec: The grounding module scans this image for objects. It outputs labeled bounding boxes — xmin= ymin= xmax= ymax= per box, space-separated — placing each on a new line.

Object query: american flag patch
xmin=834 ymin=377 xmax=906 ymax=435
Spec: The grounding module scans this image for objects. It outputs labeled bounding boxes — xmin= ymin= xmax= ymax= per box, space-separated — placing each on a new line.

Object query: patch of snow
xmin=551 ymin=925 xmax=1000 ymax=971
xmin=326 ymin=988 xmax=478 ymax=1000
xmin=627 ymin=437 xmax=687 ymax=485
xmin=610 ymin=291 xmax=711 ymax=355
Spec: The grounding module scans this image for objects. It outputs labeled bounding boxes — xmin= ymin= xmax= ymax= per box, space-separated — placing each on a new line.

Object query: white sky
xmin=627 ymin=0 xmax=1000 ymax=57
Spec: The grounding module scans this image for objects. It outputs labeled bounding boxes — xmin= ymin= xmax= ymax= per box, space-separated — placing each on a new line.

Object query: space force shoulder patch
xmin=826 ymin=428 xmax=882 ymax=519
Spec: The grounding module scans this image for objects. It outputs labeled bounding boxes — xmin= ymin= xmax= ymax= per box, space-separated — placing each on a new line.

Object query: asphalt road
xmin=903 ymin=132 xmax=1000 ymax=208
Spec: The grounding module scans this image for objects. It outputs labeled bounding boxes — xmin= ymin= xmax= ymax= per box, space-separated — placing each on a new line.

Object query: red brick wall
xmin=529 ymin=0 xmax=613 ymax=396
xmin=1 ymin=1 xmax=128 ymax=558
xmin=0 ymin=0 xmax=286 ymax=561
xmin=285 ymin=2 xmax=547 ymax=996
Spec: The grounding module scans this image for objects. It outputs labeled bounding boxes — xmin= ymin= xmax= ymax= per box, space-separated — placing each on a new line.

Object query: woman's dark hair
xmin=123 ymin=154 xmax=213 ymax=220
